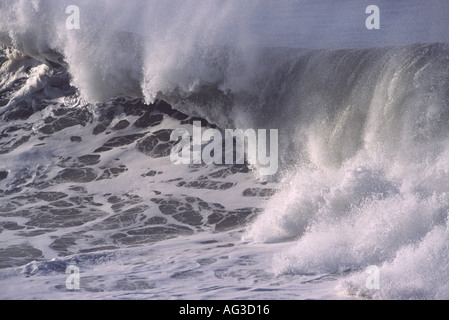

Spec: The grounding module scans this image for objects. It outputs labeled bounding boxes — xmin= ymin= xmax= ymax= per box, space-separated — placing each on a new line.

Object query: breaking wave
xmin=1 ymin=0 xmax=449 ymax=299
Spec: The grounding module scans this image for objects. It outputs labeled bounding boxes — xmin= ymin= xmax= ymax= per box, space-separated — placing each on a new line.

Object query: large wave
xmin=243 ymin=43 xmax=449 ymax=299
xmin=1 ymin=0 xmax=449 ymax=299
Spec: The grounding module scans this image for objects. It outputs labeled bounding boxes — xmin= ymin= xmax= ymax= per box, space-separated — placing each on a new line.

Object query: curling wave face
xmin=244 ymin=44 xmax=449 ymax=299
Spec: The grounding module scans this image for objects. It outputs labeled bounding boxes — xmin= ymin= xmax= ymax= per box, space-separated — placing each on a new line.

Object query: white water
xmin=1 ymin=0 xmax=449 ymax=299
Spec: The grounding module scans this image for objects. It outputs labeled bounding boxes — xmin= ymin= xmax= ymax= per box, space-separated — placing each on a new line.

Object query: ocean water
xmin=0 ymin=0 xmax=449 ymax=300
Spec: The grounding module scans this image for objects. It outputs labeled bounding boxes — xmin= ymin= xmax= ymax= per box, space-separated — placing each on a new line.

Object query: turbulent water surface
xmin=0 ymin=0 xmax=449 ymax=300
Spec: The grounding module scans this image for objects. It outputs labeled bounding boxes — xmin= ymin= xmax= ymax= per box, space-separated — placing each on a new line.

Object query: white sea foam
xmin=1 ymin=0 xmax=449 ymax=300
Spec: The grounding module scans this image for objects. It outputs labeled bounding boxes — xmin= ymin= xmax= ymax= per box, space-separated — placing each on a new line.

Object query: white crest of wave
xmin=245 ymin=157 xmax=449 ymax=299
xmin=0 ymin=0 xmax=264 ymax=104
xmin=242 ymin=43 xmax=449 ymax=299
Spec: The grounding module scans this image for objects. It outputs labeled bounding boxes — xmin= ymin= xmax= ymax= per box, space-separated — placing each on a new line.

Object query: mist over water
xmin=1 ymin=0 xmax=449 ymax=299
xmin=3 ymin=0 xmax=449 ymax=106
